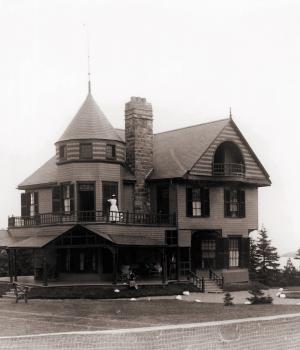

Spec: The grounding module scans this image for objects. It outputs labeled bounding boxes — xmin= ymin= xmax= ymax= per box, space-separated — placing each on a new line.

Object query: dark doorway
xmin=166 ymin=247 xmax=177 ymax=280
xmin=78 ymin=183 xmax=95 ymax=221
xmin=58 ymin=248 xmax=98 ymax=273
xmin=157 ymin=185 xmax=169 ymax=215
xmin=102 ymin=182 xmax=118 ymax=215
xmin=191 ymin=231 xmax=219 ymax=271
xmin=102 ymin=248 xmax=113 ymax=274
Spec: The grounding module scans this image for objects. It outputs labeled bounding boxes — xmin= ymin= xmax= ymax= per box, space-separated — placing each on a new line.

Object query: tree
xmin=249 ymin=237 xmax=260 ymax=281
xmin=295 ymin=248 xmax=300 ymax=260
xmin=282 ymin=258 xmax=298 ymax=283
xmin=247 ymin=283 xmax=273 ymax=304
xmin=256 ymin=226 xmax=280 ymax=284
xmin=223 ymin=292 xmax=234 ymax=306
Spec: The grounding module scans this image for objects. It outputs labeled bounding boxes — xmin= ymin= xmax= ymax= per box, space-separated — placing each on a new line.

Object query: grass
xmin=0 ymin=299 xmax=300 ymax=337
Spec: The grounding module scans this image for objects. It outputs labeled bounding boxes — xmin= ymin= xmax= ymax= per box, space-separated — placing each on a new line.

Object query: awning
xmin=9 ymin=225 xmax=74 ymax=248
xmin=84 ymin=225 xmax=165 ymax=246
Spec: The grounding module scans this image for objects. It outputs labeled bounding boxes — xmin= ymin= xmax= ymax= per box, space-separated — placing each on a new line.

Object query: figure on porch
xmin=107 ymin=194 xmax=119 ymax=222
xmin=128 ymin=269 xmax=138 ymax=290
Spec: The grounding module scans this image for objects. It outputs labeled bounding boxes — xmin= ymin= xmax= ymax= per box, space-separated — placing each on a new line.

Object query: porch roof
xmin=8 ymin=225 xmax=74 ymax=248
xmin=0 ymin=230 xmax=21 ymax=248
xmin=83 ymin=225 xmax=165 ymax=246
xmin=7 ymin=224 xmax=165 ymax=248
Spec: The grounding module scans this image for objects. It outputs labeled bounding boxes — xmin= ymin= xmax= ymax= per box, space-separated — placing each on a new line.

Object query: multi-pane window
xmin=30 ymin=192 xmax=35 ymax=216
xmin=52 ymin=184 xmax=74 ymax=213
xmin=166 ymin=231 xmax=178 ymax=245
xmin=106 ymin=144 xmax=116 ymax=160
xmin=80 ymin=143 xmax=93 ymax=160
xmin=229 ymin=238 xmax=240 ymax=267
xmin=21 ymin=191 xmax=38 ymax=217
xmin=224 ymin=189 xmax=245 ymax=218
xmin=186 ymin=187 xmax=210 ymax=217
xmin=59 ymin=145 xmax=67 ymax=160
xmin=63 ymin=185 xmax=71 ymax=213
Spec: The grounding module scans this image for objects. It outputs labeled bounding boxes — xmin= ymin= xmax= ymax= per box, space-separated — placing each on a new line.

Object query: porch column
xmin=7 ymin=249 xmax=13 ymax=283
xmin=13 ymin=249 xmax=18 ymax=282
xmin=177 ymin=247 xmax=180 ymax=281
xmin=162 ymin=247 xmax=167 ymax=284
xmin=43 ymin=251 xmax=48 ymax=286
xmin=113 ymin=247 xmax=118 ymax=284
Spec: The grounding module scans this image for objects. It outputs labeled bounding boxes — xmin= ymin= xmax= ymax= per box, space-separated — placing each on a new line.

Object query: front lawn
xmin=0 ymin=299 xmax=300 ymax=336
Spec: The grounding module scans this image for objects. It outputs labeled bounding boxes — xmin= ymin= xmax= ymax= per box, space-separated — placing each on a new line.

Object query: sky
xmin=0 ymin=0 xmax=299 ymax=254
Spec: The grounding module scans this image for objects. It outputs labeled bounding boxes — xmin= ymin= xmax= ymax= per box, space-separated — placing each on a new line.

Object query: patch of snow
xmin=114 ymin=289 xmax=120 ymax=293
xmin=244 ymin=301 xmax=251 ymax=305
xmin=183 ymin=291 xmax=190 ymax=296
xmin=194 ymin=299 xmax=202 ymax=303
xmin=176 ymin=295 xmax=183 ymax=300
xmin=130 ymin=298 xmax=136 ymax=301
xmin=280 ymin=294 xmax=286 ymax=298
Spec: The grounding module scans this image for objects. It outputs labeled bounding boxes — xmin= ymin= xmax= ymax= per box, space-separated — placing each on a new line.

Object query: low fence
xmin=0 ymin=313 xmax=300 ymax=349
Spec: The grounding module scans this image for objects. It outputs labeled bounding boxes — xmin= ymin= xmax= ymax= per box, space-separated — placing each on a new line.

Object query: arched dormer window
xmin=213 ymin=141 xmax=245 ymax=176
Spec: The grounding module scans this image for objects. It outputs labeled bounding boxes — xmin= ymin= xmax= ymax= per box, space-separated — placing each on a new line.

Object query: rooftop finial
xmin=83 ymin=24 xmax=91 ymax=94
xmin=229 ymin=107 xmax=232 ymax=119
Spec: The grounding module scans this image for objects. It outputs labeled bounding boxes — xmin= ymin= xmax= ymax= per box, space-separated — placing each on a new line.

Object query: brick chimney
xmin=125 ymin=97 xmax=153 ymax=212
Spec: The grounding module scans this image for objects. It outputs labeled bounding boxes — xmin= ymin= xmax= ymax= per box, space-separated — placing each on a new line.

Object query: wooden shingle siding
xmin=38 ymin=189 xmax=52 ymax=214
xmin=56 ymin=162 xmax=122 ymax=211
xmin=190 ymin=122 xmax=266 ymax=180
xmin=56 ymin=141 xmax=125 ymax=163
xmin=176 ymin=184 xmax=258 ymax=237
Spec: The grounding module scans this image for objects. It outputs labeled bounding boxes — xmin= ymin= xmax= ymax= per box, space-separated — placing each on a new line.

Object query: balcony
xmin=8 ymin=211 xmax=177 ymax=228
xmin=212 ymin=163 xmax=245 ymax=177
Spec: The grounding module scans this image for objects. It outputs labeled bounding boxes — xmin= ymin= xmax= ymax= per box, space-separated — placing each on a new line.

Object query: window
xmin=106 ymin=144 xmax=116 ymax=160
xmin=52 ymin=184 xmax=74 ymax=213
xmin=80 ymin=143 xmax=93 ymax=160
xmin=186 ymin=187 xmax=210 ymax=217
xmin=63 ymin=185 xmax=71 ymax=213
xmin=21 ymin=191 xmax=38 ymax=217
xmin=166 ymin=231 xmax=178 ymax=245
xmin=229 ymin=238 xmax=240 ymax=267
xmin=224 ymin=189 xmax=245 ymax=218
xmin=59 ymin=145 xmax=67 ymax=160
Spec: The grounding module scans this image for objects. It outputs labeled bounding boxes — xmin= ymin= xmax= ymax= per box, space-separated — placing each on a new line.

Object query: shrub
xmin=247 ymin=283 xmax=273 ymax=304
xmin=223 ymin=292 xmax=234 ymax=306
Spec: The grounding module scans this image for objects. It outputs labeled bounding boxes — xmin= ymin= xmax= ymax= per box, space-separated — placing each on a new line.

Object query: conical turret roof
xmin=58 ymin=93 xmax=122 ymax=142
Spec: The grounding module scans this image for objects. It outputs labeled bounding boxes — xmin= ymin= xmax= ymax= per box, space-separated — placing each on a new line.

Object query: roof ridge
xmin=154 ymin=118 xmax=230 ymax=136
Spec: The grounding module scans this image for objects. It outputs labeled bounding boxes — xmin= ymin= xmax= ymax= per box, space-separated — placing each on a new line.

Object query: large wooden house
xmin=1 ymin=89 xmax=271 ymax=288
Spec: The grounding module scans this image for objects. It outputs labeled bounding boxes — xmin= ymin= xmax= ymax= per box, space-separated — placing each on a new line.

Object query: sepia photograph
xmin=0 ymin=0 xmax=300 ymax=349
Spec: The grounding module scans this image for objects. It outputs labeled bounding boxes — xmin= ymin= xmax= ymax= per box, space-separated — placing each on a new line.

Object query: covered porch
xmin=6 ymin=224 xmax=169 ymax=286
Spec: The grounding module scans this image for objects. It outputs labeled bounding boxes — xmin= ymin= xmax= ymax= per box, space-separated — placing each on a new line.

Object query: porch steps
xmin=203 ymin=278 xmax=223 ymax=293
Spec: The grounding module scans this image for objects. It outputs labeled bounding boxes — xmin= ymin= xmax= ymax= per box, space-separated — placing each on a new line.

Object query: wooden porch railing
xmin=189 ymin=271 xmax=205 ymax=293
xmin=212 ymin=163 xmax=245 ymax=177
xmin=209 ymin=268 xmax=224 ymax=289
xmin=8 ymin=211 xmax=177 ymax=228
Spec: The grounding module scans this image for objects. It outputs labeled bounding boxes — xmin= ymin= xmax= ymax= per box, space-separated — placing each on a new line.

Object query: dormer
xmin=55 ymin=93 xmax=125 ymax=164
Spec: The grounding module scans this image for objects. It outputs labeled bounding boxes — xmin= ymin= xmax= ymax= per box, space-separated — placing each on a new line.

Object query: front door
xmin=58 ymin=248 xmax=98 ymax=273
xmin=201 ymin=239 xmax=216 ymax=269
xmin=78 ymin=183 xmax=95 ymax=221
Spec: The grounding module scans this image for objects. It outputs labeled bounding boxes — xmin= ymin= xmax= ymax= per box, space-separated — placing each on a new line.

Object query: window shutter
xmin=216 ymin=237 xmax=226 ymax=269
xmin=224 ymin=190 xmax=231 ymax=217
xmin=70 ymin=184 xmax=74 ymax=212
xmin=240 ymin=237 xmax=250 ymax=268
xmin=186 ymin=187 xmax=192 ymax=216
xmin=34 ymin=192 xmax=39 ymax=215
xmin=238 ymin=190 xmax=245 ymax=218
xmin=201 ymin=188 xmax=210 ymax=217
xmin=52 ymin=186 xmax=62 ymax=213
xmin=21 ymin=193 xmax=30 ymax=217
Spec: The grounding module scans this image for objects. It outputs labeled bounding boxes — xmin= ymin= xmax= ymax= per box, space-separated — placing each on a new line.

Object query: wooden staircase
xmin=190 ymin=269 xmax=224 ymax=293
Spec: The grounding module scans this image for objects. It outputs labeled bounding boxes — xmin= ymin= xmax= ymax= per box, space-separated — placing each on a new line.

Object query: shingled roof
xmin=58 ymin=93 xmax=122 ymax=142
xmin=151 ymin=118 xmax=229 ymax=179
xmin=18 ymin=118 xmax=230 ymax=188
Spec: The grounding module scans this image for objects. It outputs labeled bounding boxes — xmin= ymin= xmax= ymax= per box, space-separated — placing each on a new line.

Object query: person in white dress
xmin=107 ymin=194 xmax=119 ymax=222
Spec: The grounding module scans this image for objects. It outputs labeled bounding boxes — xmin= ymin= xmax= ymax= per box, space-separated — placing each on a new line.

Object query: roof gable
xmin=58 ymin=93 xmax=122 ymax=142
xmin=150 ymin=119 xmax=229 ymax=179
xmin=189 ymin=119 xmax=270 ymax=183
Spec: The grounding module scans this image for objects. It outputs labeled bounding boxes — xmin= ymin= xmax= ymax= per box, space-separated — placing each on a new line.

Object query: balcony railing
xmin=212 ymin=163 xmax=245 ymax=177
xmin=8 ymin=211 xmax=177 ymax=228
